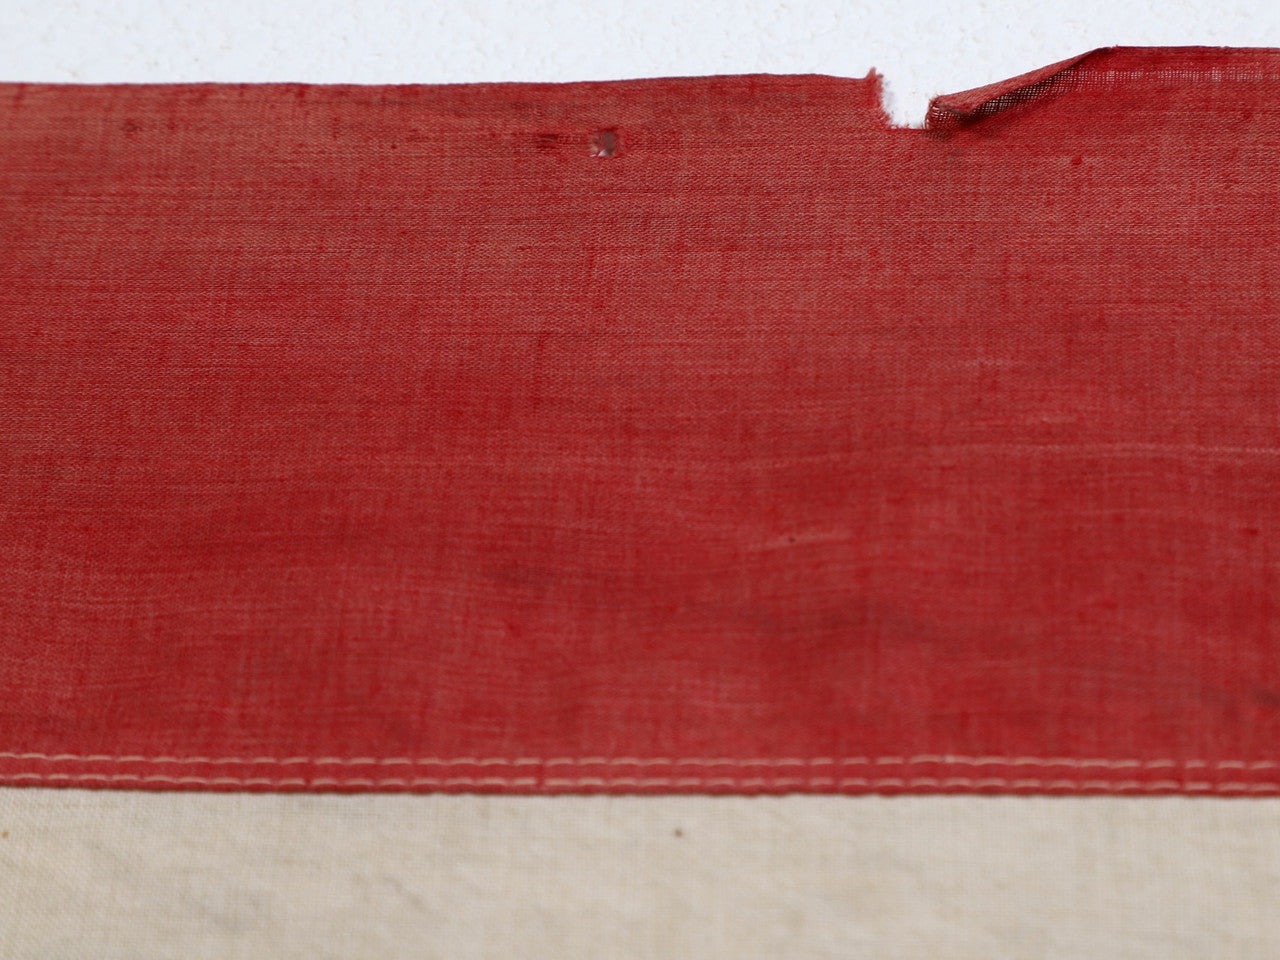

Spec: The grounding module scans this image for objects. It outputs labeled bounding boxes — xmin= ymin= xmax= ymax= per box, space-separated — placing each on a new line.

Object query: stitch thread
xmin=1 ymin=752 xmax=1277 ymax=771
xmin=4 ymin=771 xmax=1279 ymax=792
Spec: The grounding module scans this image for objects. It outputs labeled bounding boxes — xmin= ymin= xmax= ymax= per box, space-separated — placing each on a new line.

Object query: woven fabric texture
xmin=5 ymin=791 xmax=1280 ymax=958
xmin=2 ymin=47 xmax=1279 ymax=793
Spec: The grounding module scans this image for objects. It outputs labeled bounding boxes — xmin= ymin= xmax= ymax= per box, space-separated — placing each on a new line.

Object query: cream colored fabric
xmin=1 ymin=790 xmax=1277 ymax=958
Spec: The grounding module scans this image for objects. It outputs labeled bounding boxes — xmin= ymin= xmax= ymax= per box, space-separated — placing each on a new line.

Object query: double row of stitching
xmin=2 ymin=752 xmax=1278 ymax=770
xmin=6 ymin=770 xmax=1280 ymax=792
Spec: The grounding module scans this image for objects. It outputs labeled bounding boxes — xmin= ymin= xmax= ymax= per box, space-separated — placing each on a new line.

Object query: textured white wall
xmin=1 ymin=0 xmax=1278 ymax=125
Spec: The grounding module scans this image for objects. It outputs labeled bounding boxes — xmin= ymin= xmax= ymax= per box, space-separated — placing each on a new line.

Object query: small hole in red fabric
xmin=590 ymin=130 xmax=619 ymax=157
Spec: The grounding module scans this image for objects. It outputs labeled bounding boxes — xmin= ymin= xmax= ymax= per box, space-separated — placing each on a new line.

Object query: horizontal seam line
xmin=1 ymin=753 xmax=1276 ymax=770
xmin=4 ymin=772 xmax=1278 ymax=791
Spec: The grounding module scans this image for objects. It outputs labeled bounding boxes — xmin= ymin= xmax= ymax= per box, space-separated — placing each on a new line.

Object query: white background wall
xmin=1 ymin=0 xmax=1278 ymax=125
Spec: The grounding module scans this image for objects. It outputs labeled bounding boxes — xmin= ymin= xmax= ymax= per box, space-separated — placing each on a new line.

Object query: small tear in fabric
xmin=590 ymin=130 xmax=619 ymax=158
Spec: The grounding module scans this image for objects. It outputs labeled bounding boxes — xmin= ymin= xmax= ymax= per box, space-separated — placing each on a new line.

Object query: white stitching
xmin=2 ymin=752 xmax=1278 ymax=771
xmin=6 ymin=771 xmax=1277 ymax=791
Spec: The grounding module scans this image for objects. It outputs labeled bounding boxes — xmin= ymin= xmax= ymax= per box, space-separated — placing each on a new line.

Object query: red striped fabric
xmin=3 ymin=47 xmax=1279 ymax=794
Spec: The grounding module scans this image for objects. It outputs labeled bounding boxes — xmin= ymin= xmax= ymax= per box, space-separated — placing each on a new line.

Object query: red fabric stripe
xmin=3 ymin=47 xmax=1280 ymax=793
